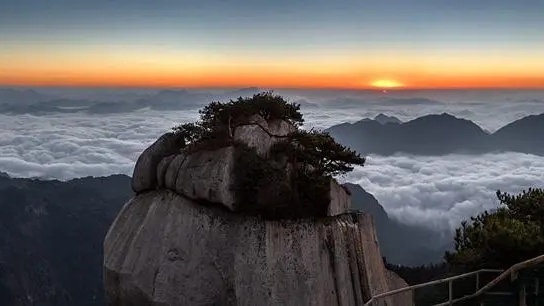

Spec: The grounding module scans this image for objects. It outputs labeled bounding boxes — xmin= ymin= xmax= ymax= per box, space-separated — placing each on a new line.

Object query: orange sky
xmin=2 ymin=69 xmax=543 ymax=89
xmin=2 ymin=53 xmax=543 ymax=89
xmin=2 ymin=33 xmax=543 ymax=89
xmin=0 ymin=73 xmax=544 ymax=89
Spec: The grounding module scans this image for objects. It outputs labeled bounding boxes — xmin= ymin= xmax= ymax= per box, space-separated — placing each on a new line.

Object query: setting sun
xmin=371 ymin=79 xmax=405 ymax=88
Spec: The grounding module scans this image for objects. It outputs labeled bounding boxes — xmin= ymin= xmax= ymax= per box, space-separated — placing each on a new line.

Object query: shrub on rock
xmin=169 ymin=92 xmax=365 ymax=218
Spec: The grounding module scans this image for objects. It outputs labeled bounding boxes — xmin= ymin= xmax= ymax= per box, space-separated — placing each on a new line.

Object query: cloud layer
xmin=0 ymin=110 xmax=198 ymax=179
xmin=342 ymin=153 xmax=544 ymax=232
xmin=282 ymin=90 xmax=544 ymax=132
xmin=1 ymin=89 xmax=543 ymax=233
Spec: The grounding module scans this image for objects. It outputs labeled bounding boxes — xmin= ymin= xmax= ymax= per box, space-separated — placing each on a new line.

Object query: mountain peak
xmin=410 ymin=113 xmax=477 ymax=126
xmin=374 ymin=113 xmax=402 ymax=125
xmin=326 ymin=112 xmax=491 ymax=156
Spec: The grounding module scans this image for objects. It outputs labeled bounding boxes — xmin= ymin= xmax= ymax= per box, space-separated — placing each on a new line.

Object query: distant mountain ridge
xmin=326 ymin=112 xmax=544 ymax=156
xmin=357 ymin=113 xmax=403 ymax=125
xmin=0 ymin=87 xmax=263 ymax=115
xmin=374 ymin=113 xmax=403 ymax=124
xmin=0 ymin=88 xmax=54 ymax=105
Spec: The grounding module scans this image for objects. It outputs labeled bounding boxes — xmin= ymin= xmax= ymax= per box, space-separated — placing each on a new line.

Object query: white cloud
xmin=341 ymin=153 xmax=544 ymax=232
xmin=0 ymin=110 xmax=199 ymax=179
xmin=277 ymin=89 xmax=544 ymax=132
xmin=1 ymin=89 xmax=543 ymax=234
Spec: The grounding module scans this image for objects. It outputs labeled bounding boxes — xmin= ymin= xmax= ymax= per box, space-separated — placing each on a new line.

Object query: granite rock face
xmin=328 ymin=179 xmax=351 ymax=216
xmin=386 ymin=270 xmax=412 ymax=306
xmin=132 ymin=133 xmax=183 ymax=193
xmin=233 ymin=115 xmax=295 ymax=156
xmin=110 ymin=115 xmax=411 ymax=306
xmin=104 ymin=191 xmax=410 ymax=306
xmin=132 ymin=116 xmax=350 ymax=216
xmin=171 ymin=146 xmax=236 ymax=209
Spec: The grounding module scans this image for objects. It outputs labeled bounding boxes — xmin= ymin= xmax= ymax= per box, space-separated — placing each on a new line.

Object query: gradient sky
xmin=1 ymin=0 xmax=544 ymax=89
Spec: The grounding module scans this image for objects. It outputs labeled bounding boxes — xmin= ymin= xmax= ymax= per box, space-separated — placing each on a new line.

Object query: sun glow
xmin=371 ymin=79 xmax=404 ymax=88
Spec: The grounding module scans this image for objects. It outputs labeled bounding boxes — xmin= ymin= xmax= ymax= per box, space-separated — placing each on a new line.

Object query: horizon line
xmin=2 ymin=84 xmax=544 ymax=91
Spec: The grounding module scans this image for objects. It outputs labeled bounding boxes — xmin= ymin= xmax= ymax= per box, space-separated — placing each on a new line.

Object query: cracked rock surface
xmin=104 ymin=115 xmax=411 ymax=306
xmin=104 ymin=191 xmax=408 ymax=306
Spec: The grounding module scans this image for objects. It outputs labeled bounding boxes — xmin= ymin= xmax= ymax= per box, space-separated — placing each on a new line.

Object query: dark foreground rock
xmin=104 ymin=190 xmax=405 ymax=306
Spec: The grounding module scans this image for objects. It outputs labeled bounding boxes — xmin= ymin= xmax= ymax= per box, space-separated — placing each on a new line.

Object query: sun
xmin=370 ymin=79 xmax=404 ymax=88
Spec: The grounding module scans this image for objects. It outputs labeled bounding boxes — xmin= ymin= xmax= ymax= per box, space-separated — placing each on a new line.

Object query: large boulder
xmin=156 ymin=155 xmax=176 ymax=188
xmin=386 ymin=270 xmax=413 ymax=306
xmin=133 ymin=116 xmax=352 ymax=216
xmin=106 ymin=122 xmax=411 ymax=306
xmin=172 ymin=146 xmax=236 ymax=209
xmin=154 ymin=147 xmax=351 ymax=216
xmin=132 ymin=133 xmax=183 ymax=193
xmin=233 ymin=116 xmax=295 ymax=156
xmin=104 ymin=190 xmax=406 ymax=306
xmin=328 ymin=179 xmax=351 ymax=216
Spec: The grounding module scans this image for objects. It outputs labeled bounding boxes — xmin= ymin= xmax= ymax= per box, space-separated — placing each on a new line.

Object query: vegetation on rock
xmin=172 ymin=92 xmax=303 ymax=148
xmin=271 ymin=129 xmax=365 ymax=177
xmin=172 ymin=92 xmax=365 ymax=218
xmin=446 ymin=188 xmax=544 ymax=270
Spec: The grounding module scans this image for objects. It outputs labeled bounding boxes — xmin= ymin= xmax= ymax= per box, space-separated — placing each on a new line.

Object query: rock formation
xmin=104 ymin=115 xmax=411 ymax=306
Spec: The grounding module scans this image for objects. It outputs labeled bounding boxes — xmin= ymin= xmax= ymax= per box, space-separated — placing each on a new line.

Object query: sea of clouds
xmin=342 ymin=153 xmax=544 ymax=232
xmin=1 ymin=89 xmax=543 ymax=232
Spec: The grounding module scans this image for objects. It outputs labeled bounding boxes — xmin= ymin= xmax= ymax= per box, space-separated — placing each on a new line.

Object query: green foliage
xmin=172 ymin=91 xmax=304 ymax=149
xmin=446 ymin=188 xmax=544 ymax=270
xmin=199 ymin=91 xmax=304 ymax=128
xmin=171 ymin=122 xmax=207 ymax=146
xmin=232 ymin=144 xmax=292 ymax=217
xmin=266 ymin=129 xmax=364 ymax=217
xmin=172 ymin=91 xmax=364 ymax=177
xmin=232 ymin=143 xmax=331 ymax=219
xmin=272 ymin=129 xmax=366 ymax=177
xmin=497 ymin=188 xmax=544 ymax=222
xmin=294 ymin=173 xmax=331 ymax=216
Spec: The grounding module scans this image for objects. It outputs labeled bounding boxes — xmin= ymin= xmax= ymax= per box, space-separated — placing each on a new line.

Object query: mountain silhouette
xmin=491 ymin=113 xmax=544 ymax=155
xmin=0 ymin=88 xmax=53 ymax=105
xmin=327 ymin=112 xmax=544 ymax=156
xmin=345 ymin=183 xmax=448 ymax=265
xmin=374 ymin=113 xmax=402 ymax=125
xmin=0 ymin=88 xmax=233 ymax=115
xmin=0 ymin=175 xmax=131 ymax=306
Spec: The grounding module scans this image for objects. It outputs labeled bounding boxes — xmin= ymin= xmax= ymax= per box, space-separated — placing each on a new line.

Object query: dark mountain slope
xmin=345 ymin=183 xmax=449 ymax=265
xmin=491 ymin=113 xmax=544 ymax=155
xmin=374 ymin=113 xmax=402 ymax=125
xmin=0 ymin=89 xmax=52 ymax=105
xmin=327 ymin=112 xmax=544 ymax=156
xmin=0 ymin=175 xmax=131 ymax=306
xmin=397 ymin=113 xmax=490 ymax=155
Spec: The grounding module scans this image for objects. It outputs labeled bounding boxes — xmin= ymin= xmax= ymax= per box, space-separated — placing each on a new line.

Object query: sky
xmin=1 ymin=0 xmax=544 ymax=89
